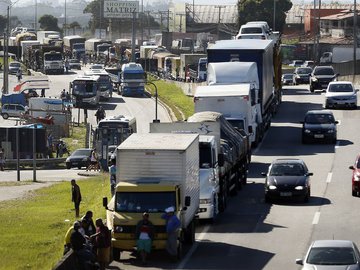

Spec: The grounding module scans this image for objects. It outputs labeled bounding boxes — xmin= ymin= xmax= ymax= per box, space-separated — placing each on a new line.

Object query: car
xmin=302 ymin=60 xmax=315 ymax=68
xmin=262 ymin=159 xmax=312 ymax=203
xmin=65 ymin=148 xmax=92 ymax=169
xmin=89 ymin=64 xmax=105 ymax=71
xmin=236 ymin=24 xmax=270 ymax=40
xmin=289 ymin=60 xmax=304 ymax=67
xmin=301 ymin=110 xmax=338 ymax=144
xmin=349 ymin=154 xmax=360 ymax=196
xmin=8 ymin=61 xmax=21 ymax=74
xmin=296 ymin=240 xmax=360 ymax=269
xmin=309 ymin=65 xmax=338 ymax=92
xmin=324 ymin=81 xmax=358 ymax=109
xmin=0 ymin=103 xmax=27 ymax=119
xmin=293 ymin=67 xmax=312 ymax=85
xmin=281 ymin=73 xmax=293 ymax=85
xmin=68 ymin=59 xmax=81 ymax=70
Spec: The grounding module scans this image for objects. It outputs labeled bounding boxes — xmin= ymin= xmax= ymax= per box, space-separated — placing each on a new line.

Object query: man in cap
xmin=161 ymin=206 xmax=181 ymax=261
xmin=135 ymin=212 xmax=154 ymax=265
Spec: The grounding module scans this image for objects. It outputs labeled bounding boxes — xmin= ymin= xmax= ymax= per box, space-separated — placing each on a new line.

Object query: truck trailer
xmin=103 ymin=133 xmax=200 ymax=260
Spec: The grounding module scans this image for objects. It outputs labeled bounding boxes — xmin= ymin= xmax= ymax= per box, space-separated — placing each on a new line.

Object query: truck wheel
xmin=184 ymin=220 xmax=195 ymax=244
xmin=2 ymin=113 xmax=9 ymax=119
xmin=112 ymin=248 xmax=121 ymax=261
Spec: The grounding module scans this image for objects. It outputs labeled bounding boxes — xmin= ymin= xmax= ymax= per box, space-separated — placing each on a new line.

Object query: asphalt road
xmin=107 ymin=83 xmax=360 ymax=270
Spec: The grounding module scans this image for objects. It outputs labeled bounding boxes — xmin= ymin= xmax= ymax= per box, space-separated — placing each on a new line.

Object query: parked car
xmin=293 ymin=67 xmax=312 ymax=85
xmin=349 ymin=154 xmax=360 ymax=196
xmin=262 ymin=158 xmax=313 ymax=203
xmin=324 ymin=81 xmax=358 ymax=109
xmin=289 ymin=60 xmax=304 ymax=67
xmin=281 ymin=74 xmax=293 ymax=85
xmin=301 ymin=110 xmax=338 ymax=144
xmin=309 ymin=65 xmax=338 ymax=92
xmin=0 ymin=103 xmax=26 ymax=119
xmin=68 ymin=59 xmax=81 ymax=70
xmin=302 ymin=60 xmax=315 ymax=68
xmin=89 ymin=64 xmax=105 ymax=71
xmin=8 ymin=61 xmax=21 ymax=74
xmin=65 ymin=148 xmax=92 ymax=169
xmin=296 ymin=240 xmax=360 ymax=269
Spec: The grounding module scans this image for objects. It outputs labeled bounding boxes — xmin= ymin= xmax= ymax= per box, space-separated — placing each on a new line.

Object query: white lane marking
xmin=326 ymin=172 xmax=333 ymax=183
xmin=312 ymin=212 xmax=321 ymax=225
xmin=178 ymin=224 xmax=210 ymax=269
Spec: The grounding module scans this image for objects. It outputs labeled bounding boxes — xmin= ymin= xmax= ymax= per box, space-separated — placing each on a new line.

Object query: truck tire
xmin=2 ymin=113 xmax=9 ymax=119
xmin=184 ymin=220 xmax=195 ymax=244
xmin=112 ymin=248 xmax=121 ymax=261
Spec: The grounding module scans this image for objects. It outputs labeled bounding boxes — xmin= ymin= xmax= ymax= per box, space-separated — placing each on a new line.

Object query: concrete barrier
xmin=52 ymin=250 xmax=78 ymax=270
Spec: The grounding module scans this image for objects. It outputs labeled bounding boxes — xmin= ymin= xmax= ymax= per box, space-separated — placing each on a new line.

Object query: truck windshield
xmin=98 ymin=75 xmax=112 ymax=92
xmin=72 ymin=81 xmax=96 ymax=95
xmin=115 ymin=191 xmax=176 ymax=213
xmin=227 ymin=119 xmax=245 ymax=131
xmin=199 ymin=62 xmax=207 ymax=71
xmin=199 ymin=143 xmax=213 ymax=168
xmin=123 ymin=73 xmax=145 ymax=80
xmin=44 ymin=54 xmax=62 ymax=61
xmin=73 ymin=44 xmax=84 ymax=50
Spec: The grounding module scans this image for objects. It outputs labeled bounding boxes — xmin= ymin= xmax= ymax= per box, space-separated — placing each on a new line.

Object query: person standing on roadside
xmin=71 ymin=179 xmax=82 ymax=218
xmin=91 ymin=218 xmax=111 ymax=270
xmin=109 ymin=158 xmax=116 ymax=196
xmin=161 ymin=206 xmax=180 ymax=262
xmin=136 ymin=212 xmax=154 ymax=265
xmin=16 ymin=68 xmax=22 ymax=82
xmin=0 ymin=148 xmax=5 ymax=171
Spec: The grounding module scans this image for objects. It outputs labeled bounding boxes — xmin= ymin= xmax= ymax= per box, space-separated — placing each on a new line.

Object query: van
xmin=0 ymin=104 xmax=26 ymax=119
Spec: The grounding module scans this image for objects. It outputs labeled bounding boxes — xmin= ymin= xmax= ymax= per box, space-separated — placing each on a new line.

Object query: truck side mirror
xmin=218 ymin=153 xmax=224 ymax=167
xmin=184 ymin=196 xmax=191 ymax=207
xmin=102 ymin=197 xmax=108 ymax=209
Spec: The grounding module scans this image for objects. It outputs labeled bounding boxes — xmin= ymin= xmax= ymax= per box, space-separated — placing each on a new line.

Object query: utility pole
xmin=3 ymin=6 xmax=10 ymax=94
xmin=64 ymin=0 xmax=67 ymax=36
xmin=273 ymin=0 xmax=276 ymax=31
xmin=141 ymin=0 xmax=143 ymax=44
xmin=176 ymin=13 xmax=186 ymax=32
xmin=313 ymin=0 xmax=317 ymax=61
xmin=215 ymin=5 xmax=225 ymax=38
xmin=99 ymin=0 xmax=102 ymax=39
xmin=34 ymin=0 xmax=37 ymax=31
xmin=167 ymin=10 xmax=170 ymax=32
xmin=354 ymin=0 xmax=357 ymax=76
xmin=316 ymin=0 xmax=321 ymax=63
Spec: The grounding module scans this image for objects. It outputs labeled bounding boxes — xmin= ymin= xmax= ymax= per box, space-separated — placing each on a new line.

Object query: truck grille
xmin=119 ymin=225 xmax=166 ymax=234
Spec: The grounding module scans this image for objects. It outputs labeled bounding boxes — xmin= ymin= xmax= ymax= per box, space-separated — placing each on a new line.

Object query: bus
xmin=84 ymin=70 xmax=113 ymax=100
xmin=94 ymin=115 xmax=137 ymax=170
xmin=70 ymin=75 xmax=101 ymax=108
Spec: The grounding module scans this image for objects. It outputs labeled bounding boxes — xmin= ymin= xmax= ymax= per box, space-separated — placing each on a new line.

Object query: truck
xmin=24 ymin=44 xmax=64 ymax=74
xmin=320 ymin=47 xmax=360 ymax=64
xmin=207 ymin=39 xmax=282 ymax=134
xmin=187 ymin=111 xmax=251 ymax=208
xmin=85 ymin=38 xmax=104 ymax=56
xmin=120 ymin=62 xmax=146 ymax=96
xmin=196 ymin=61 xmax=262 ymax=146
xmin=150 ymin=122 xmax=224 ymax=221
xmin=63 ymin=35 xmax=86 ymax=58
xmin=20 ymin=40 xmax=40 ymax=62
xmin=1 ymin=93 xmax=26 ymax=106
xmin=102 ymin=133 xmax=200 ymax=260
xmin=96 ymin=42 xmax=112 ymax=60
xmin=69 ymin=75 xmax=101 ymax=108
xmin=179 ymin=53 xmax=207 ymax=81
xmin=36 ymin=31 xmax=61 ymax=44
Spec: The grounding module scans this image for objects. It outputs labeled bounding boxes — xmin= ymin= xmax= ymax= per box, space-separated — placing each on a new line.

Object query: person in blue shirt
xmin=161 ymin=206 xmax=180 ymax=261
xmin=109 ymin=158 xmax=116 ymax=197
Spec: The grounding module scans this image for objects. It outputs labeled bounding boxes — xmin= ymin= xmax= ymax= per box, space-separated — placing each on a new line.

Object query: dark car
xmin=309 ymin=66 xmax=338 ymax=92
xmin=296 ymin=240 xmax=360 ymax=270
xmin=68 ymin=59 xmax=81 ymax=70
xmin=262 ymin=159 xmax=313 ymax=203
xmin=301 ymin=110 xmax=338 ymax=144
xmin=281 ymin=73 xmax=293 ymax=85
xmin=8 ymin=61 xmax=21 ymax=74
xmin=349 ymin=154 xmax=360 ymax=196
xmin=293 ymin=67 xmax=312 ymax=85
xmin=65 ymin=148 xmax=92 ymax=169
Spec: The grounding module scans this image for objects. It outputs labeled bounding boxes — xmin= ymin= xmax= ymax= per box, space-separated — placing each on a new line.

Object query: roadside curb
xmin=77 ymin=171 xmax=103 ymax=177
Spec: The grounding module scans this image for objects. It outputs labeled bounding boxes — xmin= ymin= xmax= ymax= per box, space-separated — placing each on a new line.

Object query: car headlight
xmin=304 ymin=129 xmax=311 ymax=134
xmin=349 ymin=95 xmax=357 ymax=100
xmin=311 ymin=77 xmax=318 ymax=82
xmin=66 ymin=157 xmax=70 ymax=162
xmin=354 ymin=174 xmax=360 ymax=181
xmin=114 ymin=226 xmax=123 ymax=233
xmin=327 ymin=129 xmax=334 ymax=134
xmin=268 ymin=185 xmax=277 ymax=190
xmin=295 ymin=75 xmax=300 ymax=79
xmin=200 ymin=198 xmax=212 ymax=204
xmin=295 ymin=186 xmax=305 ymax=190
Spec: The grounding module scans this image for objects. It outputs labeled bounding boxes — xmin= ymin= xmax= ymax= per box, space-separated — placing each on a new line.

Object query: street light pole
xmin=3 ymin=5 xmax=10 ymax=94
xmin=147 ymin=81 xmax=159 ymax=122
xmin=354 ymin=0 xmax=357 ymax=76
xmin=64 ymin=0 xmax=67 ymax=36
xmin=34 ymin=0 xmax=37 ymax=31
xmin=273 ymin=0 xmax=276 ymax=31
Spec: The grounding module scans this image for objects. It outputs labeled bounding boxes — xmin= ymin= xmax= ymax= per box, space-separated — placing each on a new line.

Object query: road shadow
xmin=266 ymin=196 xmax=331 ymax=207
xmin=101 ymin=103 xmax=117 ymax=110
xmin=109 ymin=97 xmax=125 ymax=103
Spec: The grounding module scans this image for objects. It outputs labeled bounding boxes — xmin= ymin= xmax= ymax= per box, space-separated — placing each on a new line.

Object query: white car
xmin=324 ymin=81 xmax=358 ymax=109
xmin=236 ymin=24 xmax=269 ymax=40
xmin=89 ymin=64 xmax=105 ymax=71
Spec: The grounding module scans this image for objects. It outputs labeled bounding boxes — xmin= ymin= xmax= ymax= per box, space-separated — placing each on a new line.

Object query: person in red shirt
xmin=135 ymin=212 xmax=154 ymax=265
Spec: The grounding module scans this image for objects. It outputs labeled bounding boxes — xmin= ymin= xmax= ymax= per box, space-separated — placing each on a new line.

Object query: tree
xmin=69 ymin=21 xmax=81 ymax=35
xmin=238 ymin=0 xmax=292 ymax=32
xmin=38 ymin=14 xmax=61 ymax=31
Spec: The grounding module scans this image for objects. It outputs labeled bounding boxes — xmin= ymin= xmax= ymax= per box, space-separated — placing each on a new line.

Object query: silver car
xmin=296 ymin=240 xmax=360 ymax=269
xmin=0 ymin=103 xmax=26 ymax=119
xmin=325 ymin=81 xmax=358 ymax=109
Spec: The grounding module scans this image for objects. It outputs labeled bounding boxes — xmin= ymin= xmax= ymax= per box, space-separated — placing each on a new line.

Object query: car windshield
xmin=72 ymin=149 xmax=91 ymax=156
xmin=284 ymin=74 xmax=293 ymax=79
xmin=314 ymin=68 xmax=335 ymax=75
xmin=10 ymin=62 xmax=21 ymax=67
xmin=270 ymin=163 xmax=305 ymax=176
xmin=328 ymin=83 xmax=353 ymax=92
xmin=241 ymin=27 xmax=263 ymax=34
xmin=305 ymin=113 xmax=335 ymax=124
xmin=306 ymin=247 xmax=357 ymax=265
xmin=297 ymin=68 xmax=312 ymax=74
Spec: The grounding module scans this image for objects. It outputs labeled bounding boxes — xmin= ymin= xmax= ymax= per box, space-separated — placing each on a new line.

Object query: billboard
xmin=104 ymin=1 xmax=139 ymax=19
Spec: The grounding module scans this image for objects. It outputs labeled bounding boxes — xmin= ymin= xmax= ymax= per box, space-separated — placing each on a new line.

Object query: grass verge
xmin=147 ymin=76 xmax=195 ymax=120
xmin=62 ymin=123 xmax=87 ymax=153
xmin=0 ymin=175 xmax=110 ymax=270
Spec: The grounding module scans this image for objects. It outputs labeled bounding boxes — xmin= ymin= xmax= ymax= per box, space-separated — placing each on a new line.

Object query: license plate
xmin=314 ymin=134 xmax=324 ymax=138
xmin=280 ymin=192 xmax=292 ymax=197
xmin=321 ymin=84 xmax=328 ymax=88
xmin=72 ymin=162 xmax=78 ymax=165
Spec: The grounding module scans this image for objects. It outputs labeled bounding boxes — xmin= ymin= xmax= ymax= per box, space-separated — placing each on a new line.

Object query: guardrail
xmin=5 ymin=157 xmax=66 ymax=167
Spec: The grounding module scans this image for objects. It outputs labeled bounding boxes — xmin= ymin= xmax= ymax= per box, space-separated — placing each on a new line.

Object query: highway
xmin=108 ymin=83 xmax=360 ymax=269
